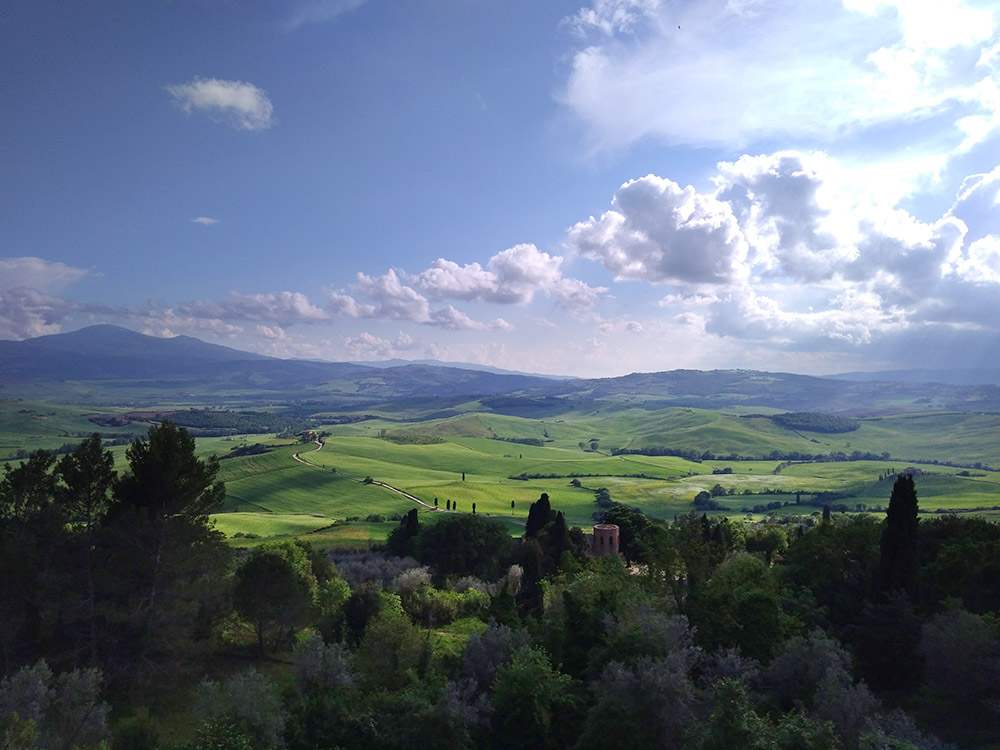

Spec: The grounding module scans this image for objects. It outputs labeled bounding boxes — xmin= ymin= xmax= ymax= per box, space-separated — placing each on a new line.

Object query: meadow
xmin=5 ymin=398 xmax=998 ymax=547
xmin=201 ymin=407 xmax=1000 ymax=546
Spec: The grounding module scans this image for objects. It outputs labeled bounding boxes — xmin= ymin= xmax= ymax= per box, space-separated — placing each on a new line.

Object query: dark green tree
xmin=234 ymin=548 xmax=313 ymax=653
xmin=101 ymin=422 xmax=229 ymax=684
xmin=412 ymin=514 xmax=513 ymax=579
xmin=877 ymin=474 xmax=919 ymax=596
xmin=525 ymin=493 xmax=552 ymax=538
xmin=490 ymin=645 xmax=580 ymax=749
xmin=386 ymin=508 xmax=420 ymax=556
xmin=0 ymin=451 xmax=64 ymax=673
xmin=56 ymin=434 xmax=115 ymax=667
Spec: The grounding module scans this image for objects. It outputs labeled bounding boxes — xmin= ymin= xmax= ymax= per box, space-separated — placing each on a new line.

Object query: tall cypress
xmin=877 ymin=474 xmax=919 ymax=596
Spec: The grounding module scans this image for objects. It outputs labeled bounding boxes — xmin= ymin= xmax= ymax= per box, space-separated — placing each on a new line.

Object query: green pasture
xmin=211 ymin=512 xmax=335 ymax=539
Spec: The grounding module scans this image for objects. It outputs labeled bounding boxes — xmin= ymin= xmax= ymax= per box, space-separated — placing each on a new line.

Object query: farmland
xmin=5 ymin=389 xmax=999 ymax=549
xmin=194 ymin=406 xmax=1000 ymax=547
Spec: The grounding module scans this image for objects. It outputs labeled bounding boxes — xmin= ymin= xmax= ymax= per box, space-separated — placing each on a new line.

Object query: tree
xmin=234 ymin=547 xmax=313 ymax=653
xmin=525 ymin=493 xmax=552 ymax=538
xmin=412 ymin=514 xmax=513 ymax=580
xmin=101 ymin=422 xmax=230 ymax=684
xmin=386 ymin=508 xmax=420 ymax=556
xmin=0 ymin=659 xmax=110 ymax=750
xmin=56 ymin=435 xmax=115 ymax=667
xmin=877 ymin=474 xmax=919 ymax=596
xmin=489 ymin=645 xmax=580 ymax=749
xmin=0 ymin=451 xmax=64 ymax=673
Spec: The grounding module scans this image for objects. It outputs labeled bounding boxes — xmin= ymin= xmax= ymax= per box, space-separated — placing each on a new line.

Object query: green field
xmin=5 ymin=402 xmax=999 ymax=546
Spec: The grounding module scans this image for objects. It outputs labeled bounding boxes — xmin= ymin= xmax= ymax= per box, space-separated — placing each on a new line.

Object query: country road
xmin=292 ymin=440 xmax=443 ymax=512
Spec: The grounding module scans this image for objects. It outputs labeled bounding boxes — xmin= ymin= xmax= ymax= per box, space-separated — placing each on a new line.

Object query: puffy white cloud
xmin=949 ymin=164 xmax=1000 ymax=242
xmin=354 ymin=269 xmax=432 ymax=322
xmin=567 ymin=174 xmax=748 ymax=285
xmin=191 ymin=216 xmax=219 ymax=226
xmin=0 ymin=287 xmax=79 ymax=339
xmin=326 ymin=270 xmax=508 ymax=331
xmin=167 ymin=77 xmax=274 ymax=131
xmin=180 ymin=291 xmax=330 ymax=325
xmin=411 ymin=243 xmax=605 ymax=309
xmin=560 ymin=0 xmax=1000 ymax=154
xmin=0 ymin=256 xmax=88 ymax=292
xmin=130 ymin=308 xmax=244 ymax=339
xmin=343 ymin=331 xmax=395 ymax=360
xmin=715 ymin=151 xmax=966 ymax=289
xmin=572 ymin=149 xmax=1000 ymax=365
xmin=0 ymin=258 xmax=91 ymax=339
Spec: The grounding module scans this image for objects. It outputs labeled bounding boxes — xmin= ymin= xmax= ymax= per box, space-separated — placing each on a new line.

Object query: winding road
xmin=292 ymin=440 xmax=443 ymax=512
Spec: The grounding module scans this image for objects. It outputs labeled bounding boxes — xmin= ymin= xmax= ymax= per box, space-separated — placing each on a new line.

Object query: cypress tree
xmin=525 ymin=493 xmax=551 ymax=538
xmin=877 ymin=474 xmax=919 ymax=596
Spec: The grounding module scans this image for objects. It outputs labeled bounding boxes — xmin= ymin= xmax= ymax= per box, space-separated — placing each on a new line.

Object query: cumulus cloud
xmin=560 ymin=0 xmax=1000 ymax=154
xmin=0 ymin=258 xmax=91 ymax=339
xmin=167 ymin=77 xmax=274 ymax=131
xmin=127 ymin=307 xmax=244 ymax=339
xmin=411 ymin=243 xmax=605 ymax=309
xmin=567 ymin=175 xmax=748 ymax=285
xmin=0 ymin=256 xmax=88 ymax=292
xmin=180 ymin=291 xmax=330 ymax=325
xmin=192 ymin=217 xmax=219 ymax=226
xmin=325 ymin=270 xmax=504 ymax=331
xmin=571 ymin=149 xmax=1000 ymax=366
xmin=343 ymin=331 xmax=395 ymax=360
xmin=0 ymin=287 xmax=80 ymax=340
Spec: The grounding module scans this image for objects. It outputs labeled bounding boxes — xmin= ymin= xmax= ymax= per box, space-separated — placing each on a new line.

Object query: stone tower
xmin=591 ymin=523 xmax=620 ymax=557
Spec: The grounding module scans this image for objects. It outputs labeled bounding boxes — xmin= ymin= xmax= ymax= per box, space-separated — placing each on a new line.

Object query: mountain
xmin=350 ymin=357 xmax=575 ymax=380
xmin=3 ymin=327 xmax=1000 ymax=414
xmin=827 ymin=368 xmax=1000 ymax=387
xmin=0 ymin=326 xmax=559 ymax=404
xmin=0 ymin=325 xmax=271 ymax=379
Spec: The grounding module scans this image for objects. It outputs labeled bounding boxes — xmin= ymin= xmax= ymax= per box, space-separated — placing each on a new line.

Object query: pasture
xmin=203 ymin=422 xmax=1000 ymax=545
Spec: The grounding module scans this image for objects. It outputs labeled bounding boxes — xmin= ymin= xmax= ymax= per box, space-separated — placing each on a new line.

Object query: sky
xmin=1 ymin=0 xmax=999 ymax=378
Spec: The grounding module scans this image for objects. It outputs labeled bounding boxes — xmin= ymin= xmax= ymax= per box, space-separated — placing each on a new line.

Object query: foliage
xmin=489 ymin=645 xmax=580 ymax=750
xmin=0 ymin=660 xmax=110 ymax=750
xmin=102 ymin=421 xmax=230 ymax=683
xmin=233 ymin=545 xmax=314 ymax=653
xmin=409 ymin=514 xmax=514 ymax=580
xmin=878 ymin=474 xmax=919 ymax=596
xmin=195 ymin=668 xmax=285 ymax=749
xmin=771 ymin=412 xmax=860 ymax=434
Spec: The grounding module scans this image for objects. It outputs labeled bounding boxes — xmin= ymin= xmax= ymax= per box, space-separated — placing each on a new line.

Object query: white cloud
xmin=343 ymin=331 xmax=395 ymax=360
xmin=411 ymin=243 xmax=605 ymax=309
xmin=192 ymin=216 xmax=219 ymax=226
xmin=355 ymin=269 xmax=432 ymax=322
xmin=167 ymin=77 xmax=274 ymax=131
xmin=560 ymin=0 xmax=1000 ymax=153
xmin=180 ymin=291 xmax=330 ymax=325
xmin=130 ymin=308 xmax=244 ymax=339
xmin=0 ymin=287 xmax=79 ymax=339
xmin=571 ymin=149 xmax=1000 ymax=366
xmin=0 ymin=256 xmax=88 ymax=292
xmin=567 ymin=174 xmax=748 ymax=285
xmin=326 ymin=270 xmax=503 ymax=330
xmin=288 ymin=0 xmax=369 ymax=28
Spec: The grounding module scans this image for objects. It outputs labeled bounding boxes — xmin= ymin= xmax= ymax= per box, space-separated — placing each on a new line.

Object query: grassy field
xmin=4 ymin=402 xmax=998 ymax=547
xmin=199 ymin=426 xmax=1000 ymax=543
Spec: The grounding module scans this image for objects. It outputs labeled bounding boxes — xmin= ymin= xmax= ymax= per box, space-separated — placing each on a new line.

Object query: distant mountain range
xmin=828 ymin=368 xmax=1000 ymax=387
xmin=2 ymin=325 xmax=999 ymax=413
xmin=349 ymin=357 xmax=575 ymax=381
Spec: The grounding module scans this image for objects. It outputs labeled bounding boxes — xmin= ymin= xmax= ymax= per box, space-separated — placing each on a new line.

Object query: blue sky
xmin=2 ymin=0 xmax=999 ymax=377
